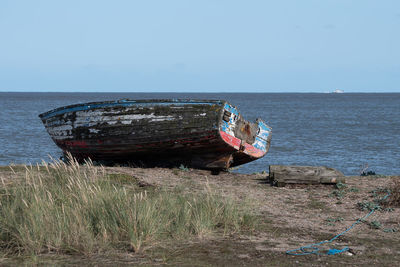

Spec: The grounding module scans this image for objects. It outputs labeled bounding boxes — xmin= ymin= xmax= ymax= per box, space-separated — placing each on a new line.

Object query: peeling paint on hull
xmin=39 ymin=99 xmax=272 ymax=170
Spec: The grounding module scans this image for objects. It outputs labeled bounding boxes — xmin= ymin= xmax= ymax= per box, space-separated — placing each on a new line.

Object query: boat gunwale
xmin=39 ymin=99 xmax=225 ymax=120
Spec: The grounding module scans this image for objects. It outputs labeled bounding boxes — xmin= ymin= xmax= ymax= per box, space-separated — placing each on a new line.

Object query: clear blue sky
xmin=0 ymin=0 xmax=399 ymax=92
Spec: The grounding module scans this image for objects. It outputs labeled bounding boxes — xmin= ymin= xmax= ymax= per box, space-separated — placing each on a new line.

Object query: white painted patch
xmin=46 ymin=124 xmax=73 ymax=140
xmin=45 ymin=118 xmax=73 ymax=127
xmin=257 ymin=128 xmax=270 ymax=140
xmin=89 ymin=128 xmax=100 ymax=133
xmin=72 ymin=112 xmax=176 ymax=127
xmin=46 ymin=110 xmax=178 ymax=141
xmin=225 ymin=128 xmax=235 ymax=136
xmin=47 ymin=125 xmax=72 ymax=135
xmin=150 ymin=117 xmax=174 ymax=122
xmin=253 ymin=139 xmax=267 ymax=150
xmin=126 ymin=113 xmax=174 ymax=121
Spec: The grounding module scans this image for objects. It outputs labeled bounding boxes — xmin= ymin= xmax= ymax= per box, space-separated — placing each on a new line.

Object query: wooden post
xmin=269 ymin=165 xmax=345 ymax=187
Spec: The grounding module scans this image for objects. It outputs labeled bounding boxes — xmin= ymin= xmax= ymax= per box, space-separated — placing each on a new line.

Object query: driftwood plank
xmin=269 ymin=165 xmax=345 ymax=187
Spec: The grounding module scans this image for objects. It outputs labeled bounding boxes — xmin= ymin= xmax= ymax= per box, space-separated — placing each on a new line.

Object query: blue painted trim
xmin=253 ymin=137 xmax=267 ymax=151
xmin=257 ymin=120 xmax=271 ymax=139
xmin=221 ymin=121 xmax=230 ymax=133
xmin=223 ymin=103 xmax=239 ymax=116
xmin=220 ymin=103 xmax=239 ymax=135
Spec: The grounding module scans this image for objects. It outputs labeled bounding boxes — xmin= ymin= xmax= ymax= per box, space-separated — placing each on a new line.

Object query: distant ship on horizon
xmin=332 ymin=89 xmax=344 ymax=93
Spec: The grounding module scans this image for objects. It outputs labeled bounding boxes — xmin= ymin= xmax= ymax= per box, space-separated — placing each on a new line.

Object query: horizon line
xmin=0 ymin=91 xmax=399 ymax=94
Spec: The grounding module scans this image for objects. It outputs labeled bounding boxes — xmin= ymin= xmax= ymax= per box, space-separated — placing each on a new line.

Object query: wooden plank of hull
xmin=59 ymin=134 xmax=236 ymax=169
xmin=44 ymin=104 xmax=219 ymax=142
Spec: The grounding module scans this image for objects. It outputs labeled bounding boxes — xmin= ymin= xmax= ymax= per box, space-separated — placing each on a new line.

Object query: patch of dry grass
xmin=388 ymin=177 xmax=400 ymax=207
xmin=0 ymin=156 xmax=255 ymax=256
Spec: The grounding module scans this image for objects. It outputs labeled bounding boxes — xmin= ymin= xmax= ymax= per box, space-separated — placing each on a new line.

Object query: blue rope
xmin=286 ymin=191 xmax=391 ymax=256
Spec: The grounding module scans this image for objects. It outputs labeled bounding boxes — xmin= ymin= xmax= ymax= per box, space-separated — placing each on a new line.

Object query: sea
xmin=0 ymin=92 xmax=399 ymax=175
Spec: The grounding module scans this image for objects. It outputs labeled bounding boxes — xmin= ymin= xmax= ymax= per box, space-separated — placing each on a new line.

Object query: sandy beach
xmin=0 ymin=164 xmax=399 ymax=266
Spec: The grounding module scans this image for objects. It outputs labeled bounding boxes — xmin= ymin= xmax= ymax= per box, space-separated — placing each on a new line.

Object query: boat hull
xmin=39 ymin=99 xmax=272 ymax=170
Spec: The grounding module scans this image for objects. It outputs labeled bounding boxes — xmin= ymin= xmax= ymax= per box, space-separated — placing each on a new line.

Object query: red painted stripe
xmin=220 ymin=131 xmax=241 ymax=150
xmin=243 ymin=142 xmax=265 ymax=158
xmin=219 ymin=131 xmax=265 ymax=158
xmin=59 ymin=140 xmax=88 ymax=148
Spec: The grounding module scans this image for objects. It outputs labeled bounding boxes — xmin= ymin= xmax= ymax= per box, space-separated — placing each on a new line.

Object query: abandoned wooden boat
xmin=39 ymin=99 xmax=272 ymax=170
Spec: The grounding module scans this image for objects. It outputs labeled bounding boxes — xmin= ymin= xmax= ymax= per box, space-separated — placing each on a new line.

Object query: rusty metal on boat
xmin=39 ymin=99 xmax=272 ymax=170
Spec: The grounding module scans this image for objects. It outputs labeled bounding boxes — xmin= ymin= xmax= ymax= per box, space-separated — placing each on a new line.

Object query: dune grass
xmin=0 ymin=157 xmax=255 ymax=256
xmin=388 ymin=177 xmax=400 ymax=207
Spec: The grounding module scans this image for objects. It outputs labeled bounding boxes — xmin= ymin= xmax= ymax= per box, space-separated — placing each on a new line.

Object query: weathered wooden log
xmin=269 ymin=165 xmax=345 ymax=187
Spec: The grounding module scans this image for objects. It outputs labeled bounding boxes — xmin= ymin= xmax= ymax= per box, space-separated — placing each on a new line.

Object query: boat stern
xmin=219 ymin=102 xmax=272 ymax=166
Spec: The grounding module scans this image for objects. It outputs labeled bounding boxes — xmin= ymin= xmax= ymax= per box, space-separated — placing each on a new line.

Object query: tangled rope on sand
xmin=286 ymin=191 xmax=391 ymax=256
